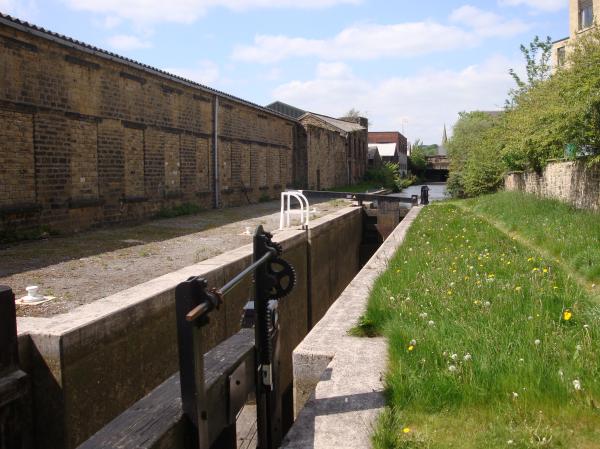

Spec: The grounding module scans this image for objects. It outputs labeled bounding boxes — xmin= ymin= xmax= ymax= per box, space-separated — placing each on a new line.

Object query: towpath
xmin=1 ymin=199 xmax=349 ymax=317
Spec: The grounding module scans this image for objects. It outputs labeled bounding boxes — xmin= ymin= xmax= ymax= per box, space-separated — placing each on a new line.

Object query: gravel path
xmin=1 ymin=199 xmax=349 ymax=317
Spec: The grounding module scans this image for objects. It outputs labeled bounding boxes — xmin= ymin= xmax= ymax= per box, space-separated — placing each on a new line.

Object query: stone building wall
xmin=0 ymin=16 xmax=295 ymax=234
xmin=299 ymin=114 xmax=367 ymax=190
xmin=505 ymin=160 xmax=600 ymax=211
xmin=303 ymin=125 xmax=347 ymax=190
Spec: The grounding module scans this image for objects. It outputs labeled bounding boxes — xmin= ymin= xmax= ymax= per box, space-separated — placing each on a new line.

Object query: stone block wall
xmin=299 ymin=114 xmax=367 ymax=190
xmin=304 ymin=124 xmax=347 ymax=190
xmin=16 ymin=207 xmax=363 ymax=449
xmin=0 ymin=17 xmax=295 ymax=234
xmin=505 ymin=160 xmax=600 ymax=211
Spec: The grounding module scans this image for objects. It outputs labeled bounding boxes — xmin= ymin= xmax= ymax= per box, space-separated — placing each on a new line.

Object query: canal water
xmin=389 ymin=183 xmax=448 ymax=202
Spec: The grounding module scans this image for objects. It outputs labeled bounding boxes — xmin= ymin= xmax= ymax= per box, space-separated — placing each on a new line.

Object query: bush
xmin=447 ymin=31 xmax=600 ymax=198
xmin=502 ymin=30 xmax=600 ymax=170
xmin=394 ymin=174 xmax=417 ymax=191
xmin=365 ymin=162 xmax=399 ymax=191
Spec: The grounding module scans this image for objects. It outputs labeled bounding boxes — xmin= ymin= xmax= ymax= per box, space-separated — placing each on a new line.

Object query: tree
xmin=409 ymin=140 xmax=428 ymax=172
xmin=507 ymin=36 xmax=553 ymax=107
xmin=447 ymin=111 xmax=504 ymax=197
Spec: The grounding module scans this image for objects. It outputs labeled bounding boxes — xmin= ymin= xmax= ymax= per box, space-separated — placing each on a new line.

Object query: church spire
xmin=442 ymin=124 xmax=448 ymax=146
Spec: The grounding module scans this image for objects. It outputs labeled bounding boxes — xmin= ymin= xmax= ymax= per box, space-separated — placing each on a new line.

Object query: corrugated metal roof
xmin=300 ymin=112 xmax=365 ymax=133
xmin=371 ymin=143 xmax=397 ymax=157
xmin=265 ymin=101 xmax=306 ymax=119
xmin=0 ymin=13 xmax=296 ymax=123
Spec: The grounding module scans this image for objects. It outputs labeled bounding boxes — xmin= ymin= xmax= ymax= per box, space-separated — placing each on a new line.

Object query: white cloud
xmin=233 ymin=22 xmax=475 ymax=63
xmin=450 ymin=5 xmax=529 ymax=37
xmin=499 ymin=0 xmax=566 ymax=12
xmin=272 ymin=56 xmax=519 ymax=144
xmin=106 ymin=34 xmax=152 ymax=51
xmin=233 ymin=7 xmax=529 ymax=63
xmin=164 ymin=60 xmax=220 ymax=85
xmin=316 ymin=62 xmax=353 ymax=79
xmin=63 ymin=0 xmax=360 ymax=25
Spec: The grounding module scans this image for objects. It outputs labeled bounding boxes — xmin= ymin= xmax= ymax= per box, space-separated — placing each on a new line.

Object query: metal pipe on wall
xmin=213 ymin=96 xmax=220 ymax=208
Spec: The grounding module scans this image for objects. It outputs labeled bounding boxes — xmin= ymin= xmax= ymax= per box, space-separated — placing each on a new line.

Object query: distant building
xmin=438 ymin=124 xmax=448 ymax=157
xmin=367 ymin=131 xmax=408 ymax=175
xmin=367 ymin=145 xmax=382 ymax=168
xmin=552 ymin=0 xmax=599 ymax=69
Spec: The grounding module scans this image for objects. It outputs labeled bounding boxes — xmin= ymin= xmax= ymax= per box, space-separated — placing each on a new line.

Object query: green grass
xmin=362 ymin=200 xmax=600 ymax=448
xmin=155 ymin=202 xmax=203 ymax=219
xmin=463 ymin=191 xmax=600 ymax=283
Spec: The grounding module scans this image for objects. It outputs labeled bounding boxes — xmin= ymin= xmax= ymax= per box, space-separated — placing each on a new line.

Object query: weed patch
xmin=156 ymin=202 xmax=203 ymax=219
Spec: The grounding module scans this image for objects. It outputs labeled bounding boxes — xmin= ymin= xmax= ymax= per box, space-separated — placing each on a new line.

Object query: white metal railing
xmin=279 ymin=191 xmax=311 ymax=230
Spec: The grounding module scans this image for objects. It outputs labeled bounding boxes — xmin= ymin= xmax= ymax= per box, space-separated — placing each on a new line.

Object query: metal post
xmin=254 ymin=227 xmax=282 ymax=449
xmin=0 ymin=286 xmax=33 ymax=449
xmin=213 ymin=96 xmax=220 ymax=209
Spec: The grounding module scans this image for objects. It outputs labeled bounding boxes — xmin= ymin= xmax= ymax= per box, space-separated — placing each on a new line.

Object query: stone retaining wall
xmin=505 ymin=160 xmax=600 ymax=211
xmin=16 ymin=207 xmax=362 ymax=449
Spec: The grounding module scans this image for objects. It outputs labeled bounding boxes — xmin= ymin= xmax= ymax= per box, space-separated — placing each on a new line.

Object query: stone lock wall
xmin=505 ymin=160 xmax=600 ymax=211
xmin=0 ymin=16 xmax=295 ymax=234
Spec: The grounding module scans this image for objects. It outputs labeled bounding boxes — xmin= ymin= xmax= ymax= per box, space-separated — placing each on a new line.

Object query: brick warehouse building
xmin=368 ymin=131 xmax=408 ymax=174
xmin=0 ymin=14 xmax=367 ymax=235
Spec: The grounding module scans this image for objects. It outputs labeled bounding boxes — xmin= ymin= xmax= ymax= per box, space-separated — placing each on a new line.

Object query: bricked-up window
xmin=164 ymin=134 xmax=181 ymax=193
xmin=196 ymin=137 xmax=210 ymax=192
xmin=124 ymin=128 xmax=144 ymax=197
xmin=0 ymin=111 xmax=35 ymax=206
xmin=70 ymin=120 xmax=99 ymax=200
xmin=579 ymin=0 xmax=594 ymax=29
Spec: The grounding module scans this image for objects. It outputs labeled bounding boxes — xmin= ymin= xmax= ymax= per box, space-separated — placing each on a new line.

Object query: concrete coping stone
xmin=283 ymin=206 xmax=422 ymax=449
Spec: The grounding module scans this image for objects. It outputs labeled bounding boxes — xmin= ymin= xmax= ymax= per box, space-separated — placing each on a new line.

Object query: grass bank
xmin=463 ymin=191 xmax=600 ymax=283
xmin=360 ymin=200 xmax=600 ymax=448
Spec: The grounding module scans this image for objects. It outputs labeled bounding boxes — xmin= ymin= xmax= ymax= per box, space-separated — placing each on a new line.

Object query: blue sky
xmin=1 ymin=0 xmax=568 ymax=143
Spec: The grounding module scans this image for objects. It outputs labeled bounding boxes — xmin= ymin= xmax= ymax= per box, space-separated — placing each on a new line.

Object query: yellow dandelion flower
xmin=532 ymin=268 xmax=539 ymax=272
xmin=543 ymin=268 xmax=548 ymax=273
xmin=408 ymin=345 xmax=415 ymax=351
xmin=528 ymin=257 xmax=534 ymax=262
xmin=515 ymin=286 xmax=522 ymax=291
xmin=402 ymin=427 xmax=411 ymax=434
xmin=563 ymin=309 xmax=573 ymax=321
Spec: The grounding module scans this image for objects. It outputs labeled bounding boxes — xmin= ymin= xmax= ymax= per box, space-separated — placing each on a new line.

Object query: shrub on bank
xmin=448 ymin=30 xmax=600 ymax=197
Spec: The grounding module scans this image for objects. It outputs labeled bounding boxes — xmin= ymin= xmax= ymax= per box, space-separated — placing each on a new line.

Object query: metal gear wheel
xmin=266 ymin=257 xmax=296 ymax=300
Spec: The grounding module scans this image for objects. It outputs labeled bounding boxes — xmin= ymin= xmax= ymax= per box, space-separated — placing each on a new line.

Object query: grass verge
xmin=362 ymin=201 xmax=600 ymax=448
xmin=462 ymin=191 xmax=600 ymax=283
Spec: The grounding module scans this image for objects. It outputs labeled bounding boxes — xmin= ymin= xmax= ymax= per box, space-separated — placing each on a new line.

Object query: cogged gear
xmin=266 ymin=257 xmax=296 ymax=300
xmin=271 ymin=241 xmax=283 ymax=256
